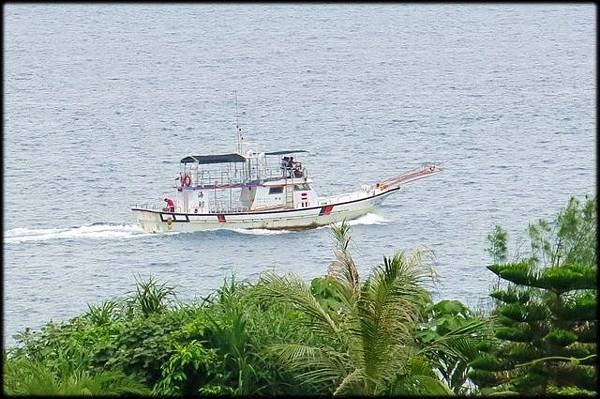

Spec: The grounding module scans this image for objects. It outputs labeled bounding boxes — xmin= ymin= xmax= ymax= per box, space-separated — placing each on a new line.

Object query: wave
xmin=347 ymin=213 xmax=388 ymax=226
xmin=3 ymin=213 xmax=388 ymax=243
xmin=228 ymin=213 xmax=387 ymax=235
xmin=4 ymin=223 xmax=152 ymax=244
xmin=318 ymin=213 xmax=388 ymax=229
xmin=229 ymin=228 xmax=292 ymax=235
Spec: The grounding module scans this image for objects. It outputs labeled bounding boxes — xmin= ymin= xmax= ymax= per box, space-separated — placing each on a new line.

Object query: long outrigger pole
xmin=377 ymin=163 xmax=442 ymax=191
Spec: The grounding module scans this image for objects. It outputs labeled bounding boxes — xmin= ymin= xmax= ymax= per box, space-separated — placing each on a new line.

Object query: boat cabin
xmin=174 ymin=150 xmax=318 ymax=214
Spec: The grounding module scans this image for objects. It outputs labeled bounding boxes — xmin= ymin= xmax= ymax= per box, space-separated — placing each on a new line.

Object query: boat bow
xmin=376 ymin=163 xmax=443 ymax=191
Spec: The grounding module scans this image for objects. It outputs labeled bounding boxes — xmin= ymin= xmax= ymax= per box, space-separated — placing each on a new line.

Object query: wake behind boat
xmin=131 ymin=146 xmax=442 ymax=233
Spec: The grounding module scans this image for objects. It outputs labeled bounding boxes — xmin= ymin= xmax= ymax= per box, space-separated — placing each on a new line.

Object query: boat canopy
xmin=264 ymin=150 xmax=309 ymax=155
xmin=180 ymin=153 xmax=247 ymax=164
xmin=181 ymin=150 xmax=308 ymax=164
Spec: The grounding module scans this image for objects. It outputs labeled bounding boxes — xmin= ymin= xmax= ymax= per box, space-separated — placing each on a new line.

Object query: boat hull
xmin=132 ymin=189 xmax=396 ymax=233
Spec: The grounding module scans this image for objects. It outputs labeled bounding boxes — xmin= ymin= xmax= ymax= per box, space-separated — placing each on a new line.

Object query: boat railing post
xmin=229 ymin=181 xmax=233 ymax=211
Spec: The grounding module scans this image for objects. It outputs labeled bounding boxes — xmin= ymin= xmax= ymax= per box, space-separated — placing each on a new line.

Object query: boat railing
xmin=191 ymin=166 xmax=300 ymax=187
xmin=132 ymin=202 xmax=252 ymax=214
xmin=320 ymin=190 xmax=367 ymax=205
xmin=205 ymin=200 xmax=248 ymax=214
xmin=194 ymin=170 xmax=248 ymax=187
xmin=131 ymin=203 xmax=185 ymax=213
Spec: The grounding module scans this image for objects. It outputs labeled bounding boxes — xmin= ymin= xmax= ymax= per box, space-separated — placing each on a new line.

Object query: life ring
xmin=183 ymin=175 xmax=192 ymax=187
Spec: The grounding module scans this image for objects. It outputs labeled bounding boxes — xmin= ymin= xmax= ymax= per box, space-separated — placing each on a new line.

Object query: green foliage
xmin=154 ymin=340 xmax=219 ymax=395
xmin=310 ymin=276 xmax=347 ymax=315
xmin=547 ymin=385 xmax=597 ymax=396
xmin=154 ymin=276 xmax=325 ymax=396
xmin=473 ymin=195 xmax=598 ymax=395
xmin=104 ymin=310 xmax=183 ymax=385
xmin=84 ymin=299 xmax=120 ymax=326
xmin=467 ymin=368 xmax=501 ymax=386
xmin=468 ymin=354 xmax=504 ymax=371
xmin=501 ymin=342 xmax=542 ymax=363
xmin=576 ymin=322 xmax=596 ymax=343
xmin=4 ymin=196 xmax=594 ymax=396
xmin=416 ymin=299 xmax=492 ymax=394
xmin=497 ymin=302 xmax=549 ymax=323
xmin=128 ymin=274 xmax=176 ymax=317
xmin=486 ymin=224 xmax=508 ymax=263
xmin=3 ymin=355 xmax=149 ymax=395
xmin=543 ymin=328 xmax=578 ymax=347
xmin=490 ymin=286 xmax=534 ymax=305
xmin=495 ymin=326 xmax=534 ymax=342
xmin=538 ymin=263 xmax=597 ymax=292
xmin=255 ymin=221 xmax=475 ymax=395
xmin=475 ymin=341 xmax=494 ymax=352
xmin=551 ymin=291 xmax=597 ymax=321
xmin=488 ymin=261 xmax=536 ymax=286
xmin=527 ymin=195 xmax=597 ymax=268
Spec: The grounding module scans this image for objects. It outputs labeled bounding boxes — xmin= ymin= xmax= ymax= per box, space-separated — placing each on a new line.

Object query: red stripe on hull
xmin=319 ymin=205 xmax=334 ymax=215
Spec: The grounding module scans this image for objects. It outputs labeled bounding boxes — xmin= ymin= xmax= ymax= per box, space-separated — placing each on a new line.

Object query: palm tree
xmin=3 ymin=355 xmax=149 ymax=395
xmin=256 ymin=221 xmax=461 ymax=395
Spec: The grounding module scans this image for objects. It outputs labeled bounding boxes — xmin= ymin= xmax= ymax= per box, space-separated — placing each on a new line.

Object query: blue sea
xmin=3 ymin=4 xmax=596 ymax=346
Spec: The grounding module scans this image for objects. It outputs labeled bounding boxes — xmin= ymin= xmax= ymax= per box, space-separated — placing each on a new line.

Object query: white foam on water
xmin=3 ymin=213 xmax=389 ymax=243
xmin=4 ymin=224 xmax=152 ymax=243
xmin=229 ymin=228 xmax=292 ymax=235
xmin=315 ymin=213 xmax=389 ymax=230
xmin=347 ymin=213 xmax=388 ymax=226
xmin=228 ymin=213 xmax=388 ymax=234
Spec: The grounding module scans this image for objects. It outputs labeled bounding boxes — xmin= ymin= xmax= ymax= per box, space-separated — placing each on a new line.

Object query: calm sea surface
xmin=3 ymin=4 xmax=596 ymax=346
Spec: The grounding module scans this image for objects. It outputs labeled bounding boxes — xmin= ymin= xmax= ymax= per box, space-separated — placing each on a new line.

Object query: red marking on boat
xmin=217 ymin=214 xmax=226 ymax=222
xmin=319 ymin=205 xmax=334 ymax=215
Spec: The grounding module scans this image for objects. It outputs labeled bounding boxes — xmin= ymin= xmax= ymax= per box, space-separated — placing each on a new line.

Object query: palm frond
xmin=256 ymin=273 xmax=339 ymax=336
xmin=417 ymin=319 xmax=490 ymax=361
xmin=298 ymin=366 xmax=345 ymax=387
xmin=354 ymin=250 xmax=435 ymax=349
xmin=389 ymin=373 xmax=454 ymax=395
xmin=267 ymin=343 xmax=326 ymax=365
xmin=333 ymin=367 xmax=365 ymax=395
xmin=328 ymin=221 xmax=361 ymax=301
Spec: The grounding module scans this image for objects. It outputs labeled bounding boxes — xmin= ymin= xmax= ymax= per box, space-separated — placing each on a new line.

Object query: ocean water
xmin=3 ymin=4 xmax=596 ymax=346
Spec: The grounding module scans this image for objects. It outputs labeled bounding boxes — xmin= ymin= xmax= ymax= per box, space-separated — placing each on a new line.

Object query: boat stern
xmin=131 ymin=207 xmax=168 ymax=233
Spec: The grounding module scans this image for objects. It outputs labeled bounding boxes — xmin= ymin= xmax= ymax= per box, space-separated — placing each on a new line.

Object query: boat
xmin=132 ymin=127 xmax=442 ymax=233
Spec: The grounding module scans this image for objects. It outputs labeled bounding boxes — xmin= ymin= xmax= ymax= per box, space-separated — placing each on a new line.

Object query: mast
xmin=234 ymin=91 xmax=243 ymax=154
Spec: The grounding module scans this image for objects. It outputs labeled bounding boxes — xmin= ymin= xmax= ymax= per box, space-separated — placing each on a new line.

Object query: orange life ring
xmin=183 ymin=175 xmax=192 ymax=187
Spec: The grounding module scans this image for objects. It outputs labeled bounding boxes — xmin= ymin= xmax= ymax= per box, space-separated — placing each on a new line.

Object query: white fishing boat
xmin=132 ymin=122 xmax=442 ymax=232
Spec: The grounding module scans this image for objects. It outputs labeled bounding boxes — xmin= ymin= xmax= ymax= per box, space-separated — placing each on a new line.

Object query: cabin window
xmin=269 ymin=187 xmax=283 ymax=195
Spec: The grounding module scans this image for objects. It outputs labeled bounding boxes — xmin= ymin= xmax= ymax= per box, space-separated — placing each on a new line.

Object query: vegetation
xmin=3 ymin=195 xmax=596 ymax=396
xmin=469 ymin=195 xmax=597 ymax=396
xmin=257 ymin=222 xmax=489 ymax=395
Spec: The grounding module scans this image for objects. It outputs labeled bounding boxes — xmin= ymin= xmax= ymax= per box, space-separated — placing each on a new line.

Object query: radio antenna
xmin=234 ymin=91 xmax=243 ymax=154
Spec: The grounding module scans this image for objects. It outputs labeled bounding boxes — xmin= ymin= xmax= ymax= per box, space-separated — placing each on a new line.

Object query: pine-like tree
xmin=469 ymin=195 xmax=597 ymax=395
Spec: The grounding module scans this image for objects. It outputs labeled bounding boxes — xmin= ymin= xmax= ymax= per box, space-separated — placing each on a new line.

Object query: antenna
xmin=234 ymin=91 xmax=243 ymax=154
